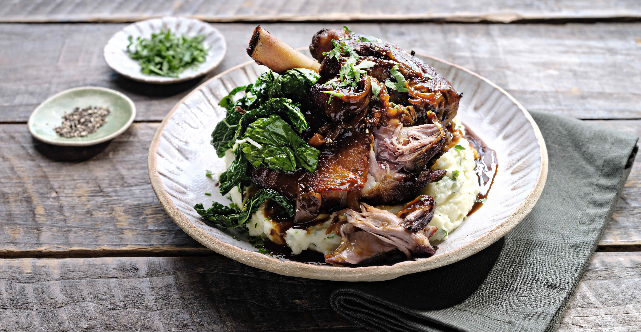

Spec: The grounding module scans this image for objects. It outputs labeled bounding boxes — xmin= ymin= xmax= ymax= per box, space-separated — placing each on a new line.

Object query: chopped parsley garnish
xmin=205 ymin=170 xmax=214 ymax=178
xmin=126 ymin=28 xmax=209 ymax=78
xmin=384 ymin=64 xmax=409 ymax=93
xmin=204 ymin=193 xmax=211 ymax=196
xmin=451 ymin=170 xmax=460 ymax=181
xmin=343 ymin=26 xmax=354 ymax=34
xmin=322 ymin=90 xmax=345 ymax=104
xmin=249 ymin=236 xmax=271 ymax=255
xmin=339 ymin=59 xmax=375 ymax=87
xmin=454 ymin=144 xmax=466 ymax=151
xmin=371 ymin=82 xmax=382 ymax=100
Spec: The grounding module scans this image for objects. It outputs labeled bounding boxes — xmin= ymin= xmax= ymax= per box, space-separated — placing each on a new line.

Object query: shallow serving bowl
xmin=104 ymin=17 xmax=226 ymax=84
xmin=28 ymin=86 xmax=136 ymax=147
xmin=148 ymin=51 xmax=548 ymax=281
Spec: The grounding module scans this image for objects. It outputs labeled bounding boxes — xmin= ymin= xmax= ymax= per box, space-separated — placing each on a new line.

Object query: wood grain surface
xmin=0 ymin=252 xmax=635 ymax=331
xmin=1 ymin=0 xmax=640 ymax=23
xmin=1 ymin=22 xmax=640 ymax=123
xmin=0 ymin=121 xmax=638 ymax=254
xmin=0 ymin=14 xmax=639 ymax=332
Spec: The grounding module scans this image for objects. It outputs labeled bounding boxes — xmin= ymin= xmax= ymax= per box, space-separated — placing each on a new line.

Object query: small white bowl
xmin=28 ymin=87 xmax=136 ymax=147
xmin=104 ymin=17 xmax=226 ymax=84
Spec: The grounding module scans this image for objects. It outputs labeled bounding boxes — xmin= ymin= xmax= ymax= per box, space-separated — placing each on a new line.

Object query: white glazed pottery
xmin=148 ymin=51 xmax=548 ymax=281
xmin=104 ymin=17 xmax=226 ymax=84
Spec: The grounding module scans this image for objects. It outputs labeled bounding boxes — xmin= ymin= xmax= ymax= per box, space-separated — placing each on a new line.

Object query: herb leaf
xmin=218 ymin=149 xmax=250 ymax=195
xmin=371 ymin=82 xmax=382 ymax=100
xmin=322 ymin=91 xmax=345 ymax=104
xmin=454 ymin=144 xmax=466 ymax=151
xmin=194 ymin=188 xmax=294 ymax=229
xmin=126 ymin=29 xmax=208 ymax=78
xmin=211 ymin=69 xmax=318 ymax=158
xmin=385 ymin=64 xmax=409 ymax=93
xmin=343 ymin=26 xmax=354 ymax=34
xmin=241 ymin=115 xmax=320 ymax=173
xmin=451 ymin=170 xmax=460 ymax=181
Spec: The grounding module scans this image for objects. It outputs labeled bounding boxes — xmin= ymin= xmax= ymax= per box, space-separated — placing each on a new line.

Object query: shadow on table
xmin=32 ymin=137 xmax=111 ymax=162
xmin=110 ymin=71 xmax=207 ymax=97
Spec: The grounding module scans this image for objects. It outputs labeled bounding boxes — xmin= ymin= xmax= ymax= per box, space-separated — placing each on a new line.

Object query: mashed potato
xmin=421 ymin=123 xmax=480 ymax=241
xmin=247 ymin=204 xmax=340 ymax=255
xmin=243 ymin=121 xmax=480 ymax=253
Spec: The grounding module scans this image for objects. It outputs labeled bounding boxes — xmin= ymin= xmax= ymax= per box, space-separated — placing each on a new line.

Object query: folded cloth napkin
xmin=330 ymin=111 xmax=638 ymax=332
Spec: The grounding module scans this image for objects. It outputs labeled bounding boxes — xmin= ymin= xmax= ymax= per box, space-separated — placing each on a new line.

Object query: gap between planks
xmin=0 ymin=244 xmax=638 ymax=260
xmin=2 ymin=15 xmax=641 ymax=25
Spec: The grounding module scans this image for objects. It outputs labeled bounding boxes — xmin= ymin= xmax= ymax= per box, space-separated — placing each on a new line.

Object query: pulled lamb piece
xmin=374 ymin=114 xmax=445 ymax=172
xmin=310 ymin=28 xmax=461 ymax=127
xmin=326 ymin=204 xmax=438 ymax=265
xmin=361 ymin=148 xmax=446 ymax=205
xmin=397 ymin=195 xmax=437 ymax=232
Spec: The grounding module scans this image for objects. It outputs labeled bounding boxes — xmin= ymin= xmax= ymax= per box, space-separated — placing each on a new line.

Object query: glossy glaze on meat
xmin=246 ymin=28 xmax=465 ymax=264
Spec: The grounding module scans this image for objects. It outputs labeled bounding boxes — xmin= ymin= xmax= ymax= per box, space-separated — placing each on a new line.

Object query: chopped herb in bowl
xmin=126 ymin=28 xmax=209 ymax=78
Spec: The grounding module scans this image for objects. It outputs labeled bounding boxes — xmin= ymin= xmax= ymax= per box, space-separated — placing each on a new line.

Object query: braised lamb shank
xmin=246 ymin=27 xmax=462 ymax=264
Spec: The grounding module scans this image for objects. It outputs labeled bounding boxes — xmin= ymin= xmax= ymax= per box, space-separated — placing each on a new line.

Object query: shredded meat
xmin=325 ymin=204 xmax=437 ymax=265
xmin=244 ymin=28 xmax=466 ymax=264
xmin=374 ymin=116 xmax=445 ymax=172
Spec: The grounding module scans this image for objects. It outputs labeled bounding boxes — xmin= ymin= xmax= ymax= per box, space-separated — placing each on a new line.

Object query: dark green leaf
xmin=240 ymin=115 xmax=319 ymax=173
xmin=218 ymin=149 xmax=250 ymax=195
xmin=236 ymin=98 xmax=308 ymax=136
xmin=269 ymin=68 xmax=320 ymax=101
xmin=218 ymin=86 xmax=247 ymax=110
xmin=194 ymin=188 xmax=294 ymax=229
xmin=211 ymin=110 xmax=243 ymax=157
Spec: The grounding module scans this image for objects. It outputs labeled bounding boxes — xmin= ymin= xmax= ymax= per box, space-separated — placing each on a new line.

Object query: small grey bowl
xmin=28 ymin=87 xmax=136 ymax=147
xmin=104 ymin=17 xmax=227 ymax=84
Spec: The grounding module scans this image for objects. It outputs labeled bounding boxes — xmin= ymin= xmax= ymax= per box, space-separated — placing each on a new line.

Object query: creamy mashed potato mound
xmin=243 ymin=121 xmax=480 ymax=253
xmin=421 ymin=122 xmax=480 ymax=241
xmin=247 ymin=205 xmax=341 ymax=255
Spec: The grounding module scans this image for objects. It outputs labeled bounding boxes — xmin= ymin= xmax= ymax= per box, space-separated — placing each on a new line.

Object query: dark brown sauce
xmin=463 ymin=125 xmax=498 ymax=216
xmin=259 ymin=123 xmax=498 ymax=264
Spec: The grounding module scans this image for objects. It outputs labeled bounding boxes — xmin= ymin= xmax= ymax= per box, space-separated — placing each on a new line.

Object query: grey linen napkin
xmin=330 ymin=111 xmax=638 ymax=332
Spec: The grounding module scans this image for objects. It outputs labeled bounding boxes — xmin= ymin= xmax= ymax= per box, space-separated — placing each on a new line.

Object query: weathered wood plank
xmin=0 ymin=121 xmax=638 ymax=254
xmin=594 ymin=121 xmax=641 ymax=247
xmin=0 ymin=252 xmax=636 ymax=331
xmin=0 ymin=0 xmax=640 ymax=23
xmin=0 ymin=123 xmax=204 ymax=254
xmin=1 ymin=22 xmax=640 ymax=122
xmin=0 ymin=255 xmax=365 ymax=331
xmin=557 ymin=252 xmax=641 ymax=331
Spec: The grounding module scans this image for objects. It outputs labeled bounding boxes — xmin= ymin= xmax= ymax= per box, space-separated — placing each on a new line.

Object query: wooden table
xmin=1 ymin=1 xmax=640 ymax=330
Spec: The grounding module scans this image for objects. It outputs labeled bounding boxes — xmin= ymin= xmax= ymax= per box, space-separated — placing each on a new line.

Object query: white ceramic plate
xmin=104 ymin=17 xmax=226 ymax=84
xmin=148 ymin=51 xmax=548 ymax=281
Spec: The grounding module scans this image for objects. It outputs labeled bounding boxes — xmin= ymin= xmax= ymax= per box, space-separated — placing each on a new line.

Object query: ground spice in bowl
xmin=54 ymin=106 xmax=111 ymax=138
